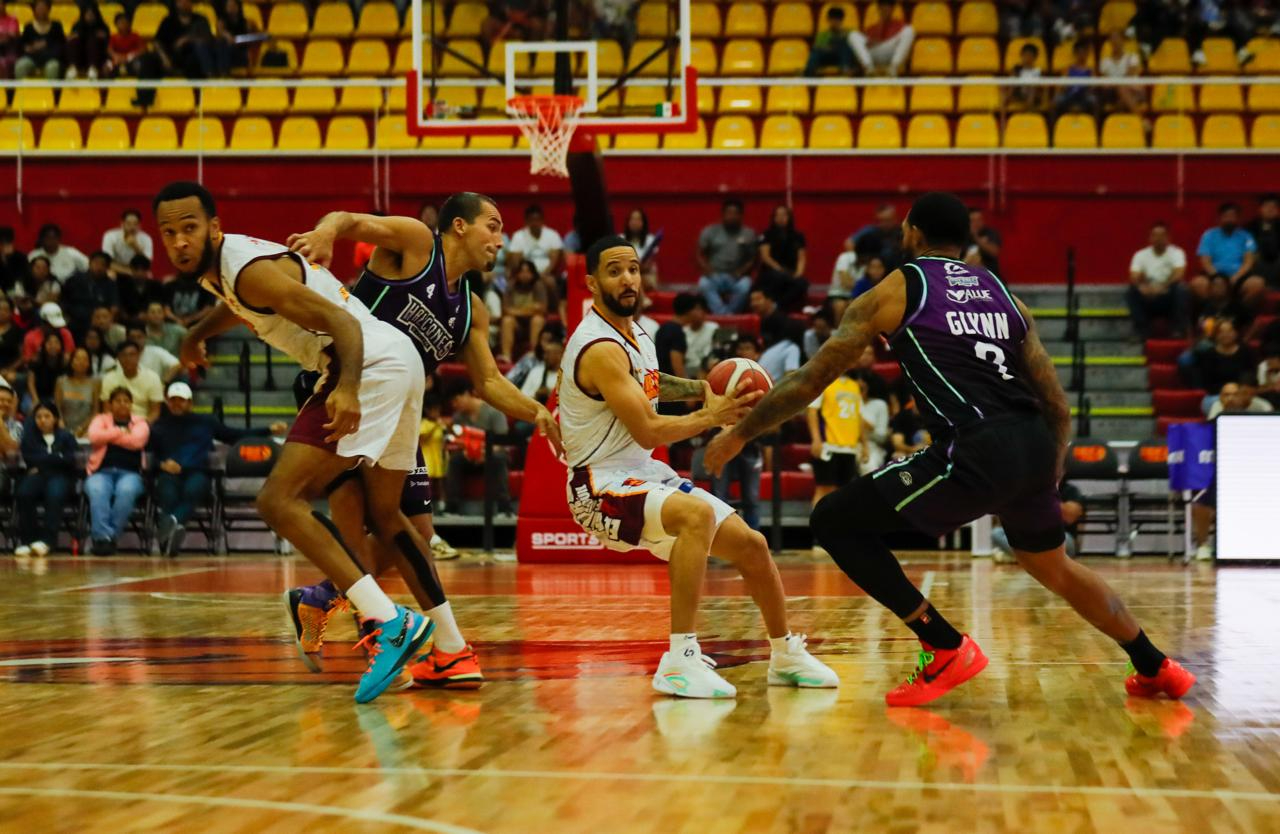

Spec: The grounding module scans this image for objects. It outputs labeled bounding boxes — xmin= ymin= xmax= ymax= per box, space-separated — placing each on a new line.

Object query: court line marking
xmin=43 ymin=567 xmax=215 ymax=594
xmin=919 ymin=570 xmax=936 ymax=598
xmin=0 ymin=657 xmax=140 ymax=667
xmin=0 ymin=786 xmax=484 ymax=833
xmin=5 ymin=761 xmax=1277 ymax=805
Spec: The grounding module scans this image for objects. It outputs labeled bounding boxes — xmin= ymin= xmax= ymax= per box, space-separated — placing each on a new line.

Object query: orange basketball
xmin=706 ymin=358 xmax=773 ymax=398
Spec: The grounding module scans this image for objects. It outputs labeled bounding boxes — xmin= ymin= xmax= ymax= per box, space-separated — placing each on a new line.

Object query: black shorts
xmin=812 ymin=452 xmax=860 ymax=487
xmin=869 ymin=413 xmax=1064 ymax=552
xmin=326 ymin=446 xmax=433 ymax=518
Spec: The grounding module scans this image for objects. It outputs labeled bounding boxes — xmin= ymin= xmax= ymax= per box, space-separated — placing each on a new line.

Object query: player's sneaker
xmin=353 ymin=605 xmax=434 ymax=704
xmin=283 ymin=585 xmax=345 ymax=672
xmin=354 ymin=617 xmax=415 ymax=691
xmin=885 ymin=636 xmax=989 ymax=707
xmin=767 ymin=634 xmax=839 ymax=688
xmin=410 ymin=644 xmax=484 ymax=689
xmin=430 ymin=533 xmax=460 ymax=561
xmin=652 ymin=649 xmax=736 ymax=699
xmin=1124 ymin=658 xmax=1196 ymax=700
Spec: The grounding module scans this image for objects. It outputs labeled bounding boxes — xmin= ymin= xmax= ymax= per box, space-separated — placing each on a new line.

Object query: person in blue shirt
xmin=1194 ymin=202 xmax=1264 ymax=320
xmin=15 ymin=401 xmax=78 ymax=558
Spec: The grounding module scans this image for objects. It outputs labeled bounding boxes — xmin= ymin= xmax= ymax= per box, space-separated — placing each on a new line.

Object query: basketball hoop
xmin=508 ymin=94 xmax=583 ymax=178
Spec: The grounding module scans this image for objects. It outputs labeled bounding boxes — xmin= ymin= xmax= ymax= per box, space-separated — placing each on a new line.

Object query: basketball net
xmin=508 ymin=94 xmax=583 ymax=178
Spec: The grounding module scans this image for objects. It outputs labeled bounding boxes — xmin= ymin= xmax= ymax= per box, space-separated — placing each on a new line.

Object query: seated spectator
xmin=101 ymin=208 xmax=153 ymax=276
xmin=91 ymin=305 xmax=126 ymax=350
xmin=149 ymin=381 xmax=285 ymax=556
xmin=214 ymin=0 xmax=254 ymax=76
xmin=98 ymin=340 xmax=164 ymax=420
xmin=119 ymin=256 xmax=165 ymax=319
xmin=10 ymin=286 xmax=37 ymax=329
xmin=21 ymin=255 xmax=60 ymax=306
xmin=66 ymin=2 xmax=109 ymax=80
xmin=0 ymin=298 xmax=22 ymax=384
xmin=14 ymin=401 xmax=77 ymax=558
xmin=15 ymin=0 xmax=65 ymax=79
xmin=1000 ymin=0 xmax=1047 ymax=39
xmin=26 ymin=330 xmax=68 ymax=413
xmin=441 ymin=384 xmax=512 ymax=516
xmin=804 ymin=5 xmax=854 ymax=76
xmin=804 ymin=307 xmax=834 ymax=360
xmin=512 ymin=338 xmax=563 ymax=435
xmin=993 ymin=481 xmax=1085 ymax=561
xmin=507 ymin=204 xmax=564 ymax=307
xmin=631 ymin=300 xmax=659 ymax=340
xmin=1054 ymin=41 xmax=1099 ymax=118
xmin=108 ymin=12 xmax=151 ymax=80
xmin=678 ymin=294 xmax=718 ymax=374
xmin=29 ymin=223 xmax=88 ymax=283
xmin=1127 ymin=221 xmax=1190 ymax=339
xmin=0 ymin=1 xmax=19 ymax=80
xmin=622 ymin=208 xmax=659 ymax=289
xmin=847 ymin=204 xmax=904 ymax=270
xmin=0 ymin=226 xmax=27 ymax=293
xmin=1188 ymin=318 xmax=1257 ymax=409
xmin=1188 ymin=0 xmax=1259 ymax=69
xmin=506 ymin=320 xmax=564 ymax=387
xmin=758 ymin=314 xmax=801 ymax=381
xmin=1132 ymin=0 xmax=1190 ymax=59
xmin=1005 ymin=42 xmax=1046 ymax=111
xmin=653 ymin=305 xmax=686 ymax=377
xmin=125 ymin=323 xmax=181 ymax=383
xmin=588 ymin=0 xmax=637 ymax=46
xmin=1256 ymin=353 xmax=1280 ymax=409
xmin=85 ymin=386 xmax=149 ymax=554
xmin=1099 ymin=30 xmax=1144 ymax=114
xmin=965 ymin=208 xmax=1003 ymax=277
xmin=60 ymin=251 xmax=118 ymax=337
xmin=855 ymin=363 xmax=891 ymax=472
xmin=698 ymin=198 xmax=757 ymax=314
xmin=890 ymin=396 xmax=931 ymax=459
xmin=847 ymin=0 xmax=914 ymax=77
xmin=56 ymin=347 xmax=99 ymax=437
xmin=164 ymin=258 xmax=215 ymax=327
xmin=498 ymin=259 xmax=548 ymax=363
xmin=1247 ymin=193 xmax=1280 ymax=287
xmin=1207 ymin=381 xmax=1273 ymax=419
xmin=83 ymin=327 xmax=115 ymax=376
xmin=155 ymin=0 xmax=215 ymax=78
xmin=709 ymin=341 xmax=764 ymax=530
xmin=758 ymin=205 xmax=809 ymax=311
xmin=1194 ymin=202 xmax=1264 ymax=319
xmin=482 ymin=0 xmax=551 ymax=44
xmin=0 ymin=379 xmax=23 ymax=497
xmin=22 ymin=303 xmax=75 ymax=363
xmin=143 ymin=301 xmax=185 ymax=356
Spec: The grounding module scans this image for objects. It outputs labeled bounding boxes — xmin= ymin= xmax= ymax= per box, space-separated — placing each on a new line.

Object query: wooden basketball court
xmin=2 ymin=552 xmax=1276 ymax=834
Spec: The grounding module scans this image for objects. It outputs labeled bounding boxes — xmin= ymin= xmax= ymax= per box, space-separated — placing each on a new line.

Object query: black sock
xmin=1120 ymin=630 xmax=1166 ymax=677
xmin=906 ymin=605 xmax=963 ymax=650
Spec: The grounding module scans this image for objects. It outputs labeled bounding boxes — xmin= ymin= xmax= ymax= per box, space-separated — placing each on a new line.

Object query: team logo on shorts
xmin=899 ymin=471 xmax=913 ymax=486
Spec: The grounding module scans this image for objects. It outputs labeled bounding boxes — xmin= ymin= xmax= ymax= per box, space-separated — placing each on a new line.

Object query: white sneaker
xmin=31 ymin=541 xmax=49 ymax=558
xmin=14 ymin=544 xmax=30 ymax=558
xmin=1196 ymin=542 xmax=1214 ymax=562
xmin=652 ymin=649 xmax=736 ymax=699
xmin=768 ymin=634 xmax=839 ymax=688
xmin=430 ymin=533 xmax=459 ymax=561
xmin=65 ymin=67 xmax=78 ymax=80
xmin=87 ymin=67 xmax=98 ymax=80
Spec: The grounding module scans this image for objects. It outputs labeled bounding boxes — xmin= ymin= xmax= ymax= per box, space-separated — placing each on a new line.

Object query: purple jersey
xmin=350 ymin=230 xmax=473 ymax=375
xmin=887 ymin=256 xmax=1041 ymax=436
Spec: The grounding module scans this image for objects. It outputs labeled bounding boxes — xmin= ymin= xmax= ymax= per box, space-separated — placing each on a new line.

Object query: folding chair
xmin=1065 ymin=438 xmax=1121 ymax=554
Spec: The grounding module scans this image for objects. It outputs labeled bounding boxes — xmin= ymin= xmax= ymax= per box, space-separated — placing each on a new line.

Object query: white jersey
xmin=559 ymin=306 xmax=660 ymax=470
xmin=204 ymin=234 xmax=379 ymax=373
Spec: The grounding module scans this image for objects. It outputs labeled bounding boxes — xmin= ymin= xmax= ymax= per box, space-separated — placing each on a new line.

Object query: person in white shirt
xmin=506 ymin=203 xmax=564 ymax=292
xmin=758 ymin=316 xmax=801 ymax=381
xmin=124 ymin=323 xmax=182 ymax=383
xmin=677 ymin=293 xmax=719 ymax=373
xmin=1127 ymin=222 xmax=1190 ymax=339
xmin=28 ymin=223 xmax=89 ymax=283
xmin=101 ymin=208 xmax=154 ymax=276
xmin=1099 ymin=31 xmax=1144 ymax=113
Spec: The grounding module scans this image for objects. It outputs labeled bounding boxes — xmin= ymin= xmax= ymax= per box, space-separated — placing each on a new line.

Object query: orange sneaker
xmin=410 ymin=644 xmax=484 ymax=690
xmin=1124 ymin=658 xmax=1196 ymax=699
xmin=885 ymin=636 xmax=988 ymax=707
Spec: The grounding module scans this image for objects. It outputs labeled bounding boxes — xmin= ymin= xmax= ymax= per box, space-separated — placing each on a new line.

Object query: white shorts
xmin=565 ymin=458 xmax=736 ymax=560
xmin=288 ymin=320 xmax=424 ymax=472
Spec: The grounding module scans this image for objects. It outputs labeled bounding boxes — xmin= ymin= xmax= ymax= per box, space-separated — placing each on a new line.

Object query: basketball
xmin=707 ymin=358 xmax=773 ymax=398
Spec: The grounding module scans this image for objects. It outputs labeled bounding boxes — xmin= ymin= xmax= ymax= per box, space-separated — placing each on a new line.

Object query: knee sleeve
xmin=811 ymin=475 xmax=907 ymax=547
xmin=394 ymin=530 xmax=447 ymax=608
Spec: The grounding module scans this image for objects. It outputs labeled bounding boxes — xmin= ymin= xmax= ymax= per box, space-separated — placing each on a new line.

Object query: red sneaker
xmin=410 ymin=644 xmax=484 ymax=690
xmin=1124 ymin=658 xmax=1196 ymax=699
xmin=885 ymin=636 xmax=988 ymax=707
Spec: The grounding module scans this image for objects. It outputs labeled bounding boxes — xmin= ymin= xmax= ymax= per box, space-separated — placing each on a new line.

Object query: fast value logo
xmin=946 ymin=288 xmax=994 ymax=303
xmin=531 ymin=531 xmax=604 ymax=549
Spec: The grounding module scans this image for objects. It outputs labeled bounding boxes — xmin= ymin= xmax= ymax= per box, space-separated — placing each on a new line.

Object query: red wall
xmin=0 ymin=154 xmax=1265 ymax=285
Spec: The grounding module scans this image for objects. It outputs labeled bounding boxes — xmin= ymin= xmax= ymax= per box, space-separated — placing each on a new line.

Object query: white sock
xmin=344 ymin=575 xmax=398 ymax=623
xmin=426 ymin=601 xmax=466 ymax=653
xmin=670 ymin=633 xmax=699 ymax=660
xmin=769 ymin=634 xmax=792 ymax=656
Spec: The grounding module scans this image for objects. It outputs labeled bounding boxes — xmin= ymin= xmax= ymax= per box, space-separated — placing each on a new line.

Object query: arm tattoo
xmin=657 ymin=373 xmax=705 ymax=402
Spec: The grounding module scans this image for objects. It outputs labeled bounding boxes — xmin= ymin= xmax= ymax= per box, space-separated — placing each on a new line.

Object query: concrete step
xmin=1068 ymin=391 xmax=1153 ymax=409
xmin=1038 ymin=318 xmax=1135 ymax=341
xmin=202 ymin=364 xmax=300 ymax=390
xmin=1057 ymin=365 xmax=1150 ymax=390
xmin=1045 ymin=339 xmax=1144 ymax=357
xmin=1018 ymin=284 xmax=1127 ymax=308
xmin=1082 ymin=416 xmax=1158 ymax=442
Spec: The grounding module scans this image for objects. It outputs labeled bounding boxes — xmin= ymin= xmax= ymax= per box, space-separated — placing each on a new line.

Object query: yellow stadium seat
xmin=766 ymin=85 xmax=810 ymax=115
xmin=911 ymin=38 xmax=953 ymax=75
xmin=956 ymin=83 xmax=999 ymax=112
xmin=718 ymin=86 xmax=763 ymax=114
xmin=612 ymin=133 xmax=661 ymax=150
xmin=622 ymin=85 xmax=663 ymax=114
xmin=245 ymin=87 xmax=291 ymax=114
xmin=696 ymin=85 xmax=715 ymax=115
xmin=630 ymin=39 xmax=670 ymax=76
xmin=862 ymin=85 xmax=905 ymax=113
xmin=150 ymin=86 xmax=195 ymax=116
xmin=1246 ymin=38 xmax=1280 ymax=75
xmin=958 ymin=38 xmax=1000 ymax=75
xmin=767 ymin=39 xmax=809 ymax=76
xmin=818 ymin=3 xmax=859 ymax=30
xmin=1248 ymin=84 xmax=1280 ymax=112
xmin=957 ymin=2 xmax=998 ymax=36
xmin=1003 ymin=37 xmax=1046 ymax=73
xmin=710 ymin=116 xmax=755 ymax=149
xmin=771 ymin=3 xmax=813 ymax=38
xmin=417 ymin=134 xmax=465 ymax=150
xmin=596 ymin=41 xmax=624 ymax=76
xmin=12 ymin=87 xmax=54 ymax=115
xmin=664 ymin=118 xmax=708 ymax=149
xmin=50 ymin=4 xmax=78 ymax=31
xmin=131 ymin=3 xmax=166 ymax=38
xmin=813 ymin=85 xmax=857 ymax=114
xmin=906 ymin=114 xmax=950 ymax=149
xmin=337 ymin=85 xmax=383 ymax=114
xmin=858 ymin=114 xmax=901 ymax=149
xmin=1197 ymin=38 xmax=1239 ymax=75
xmin=910 ymin=85 xmax=953 ymax=113
xmin=385 ymin=86 xmax=407 ymax=112
xmin=635 ymin=4 xmax=669 ymax=37
xmin=438 ymin=39 xmax=484 ymax=77
xmin=955 ymin=114 xmax=999 ymax=148
xmin=134 ymin=117 xmax=179 ymax=151
xmin=446 ymin=3 xmax=485 ymax=37
xmin=1003 ymin=113 xmax=1047 ymax=148
xmin=690 ymin=39 xmax=719 ymax=75
xmin=375 ymin=115 xmax=418 ymax=149
xmin=689 ymin=2 xmax=722 ymax=37
xmin=862 ymin=3 xmax=904 ymax=29
xmin=477 ymin=85 xmax=506 ymax=113
xmin=9 ymin=3 xmax=31 ymax=27
xmin=1152 ymin=114 xmax=1195 ymax=148
xmin=760 ymin=115 xmax=804 ymax=149
xmin=1199 ymin=85 xmax=1243 ymax=113
xmin=182 ymin=118 xmax=226 ymax=151
xmin=1201 ymin=114 xmax=1245 ymax=148
xmin=1148 ymin=38 xmax=1191 ymax=74
xmin=56 ymin=87 xmax=101 ymax=115
xmin=230 ymin=117 xmax=275 ymax=150
xmin=292 ymin=87 xmax=337 ymax=113
xmin=721 ymin=39 xmax=761 ymax=76
xmin=1151 ymin=84 xmax=1195 ymax=112
xmin=1099 ymin=2 xmax=1136 ymax=35
xmin=808 ymin=114 xmax=853 ymax=148
xmin=468 ymin=135 xmax=513 ymax=149
xmin=357 ymin=2 xmax=400 ymax=37
xmin=255 ymin=40 xmax=298 ymax=75
xmin=312 ymin=2 xmax=353 ymax=37
xmin=326 ymin=116 xmax=370 ymax=149
xmin=278 ymin=117 xmax=322 ymax=150
xmin=1053 ymin=113 xmax=1097 ymax=148
xmin=348 ymin=40 xmax=391 ymax=75
xmin=910 ymin=2 xmax=951 ymax=36
xmin=194 ymin=3 xmax=218 ymax=32
xmin=267 ymin=2 xmax=309 ymax=38
xmin=86 ymin=117 xmax=130 ymax=150
xmin=1101 ymin=114 xmax=1145 ymax=148
xmin=38 ymin=117 xmax=81 ymax=151
xmin=722 ymin=3 xmax=764 ymax=38
xmin=430 ymin=86 xmax=477 ymax=114
xmin=299 ymin=40 xmax=346 ymax=77
xmin=1051 ymin=41 xmax=1095 ymax=74
xmin=393 ymin=40 xmax=415 ymax=74
xmin=243 ymin=4 xmax=263 ymax=30
xmin=1252 ymin=114 xmax=1280 ymax=148
xmin=198 ymin=87 xmax=242 ymax=115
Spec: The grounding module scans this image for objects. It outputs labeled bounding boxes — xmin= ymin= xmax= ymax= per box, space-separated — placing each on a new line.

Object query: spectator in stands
xmin=965 ymin=208 xmax=1003 ymax=277
xmin=119 ymin=256 xmax=165 ymax=319
xmin=442 ymin=383 xmax=513 ymax=516
xmin=828 ymin=247 xmax=858 ymax=318
xmin=1054 ymin=41 xmax=1100 ymax=119
xmin=1188 ymin=0 xmax=1260 ymax=70
xmin=14 ymin=0 xmax=65 ymax=79
xmin=0 ymin=380 xmax=22 ymax=500
xmin=709 ymin=340 xmax=764 ymax=530
xmin=854 ymin=359 xmax=891 ymax=472
xmin=98 ymin=340 xmax=163 ymax=420
xmin=15 ymin=402 xmax=77 ymax=558
xmin=0 ymin=226 xmax=26 ymax=292
xmin=993 ymin=481 xmax=1085 ymax=561
xmin=85 ymin=386 xmax=149 ymax=555
xmin=758 ymin=205 xmax=809 ymax=311
xmin=1132 ymin=0 xmax=1189 ymax=59
xmin=60 ymin=251 xmax=118 ymax=337
xmin=1189 ymin=318 xmax=1258 ymax=410
xmin=890 ymin=396 xmax=930 ymax=459
xmin=1256 ymin=352 xmax=1280 ymax=409
xmin=804 ymin=5 xmax=854 ymax=76
xmin=0 ymin=298 xmax=22 ymax=385
xmin=807 ymin=370 xmax=868 ymax=514
xmin=66 ymin=2 xmax=109 ymax=80
xmin=631 ymin=298 xmax=659 ymax=340
xmin=108 ymin=12 xmax=149 ymax=79
xmin=1100 ymin=30 xmax=1145 ymax=114
xmin=653 ymin=302 xmax=686 ymax=377
xmin=26 ymin=331 xmax=67 ymax=414
xmin=757 ymin=307 xmax=801 ymax=382
xmin=482 ymin=0 xmax=550 ymax=45
xmin=22 ymin=303 xmax=74 ymax=363
xmin=505 ymin=320 xmax=564 ymax=387
xmin=155 ymin=0 xmax=215 ymax=79
xmin=144 ymin=301 xmax=185 ymax=356
xmin=1207 ymin=381 xmax=1273 ymax=419
xmin=56 ymin=346 xmax=99 ymax=437
xmin=588 ymin=0 xmax=637 ymax=47
xmin=101 ymin=209 xmax=153 ymax=277
xmin=82 ymin=327 xmax=114 ymax=376
xmin=804 ymin=307 xmax=833 ymax=360
xmin=90 ymin=305 xmax=125 ymax=350
xmin=1247 ymin=193 xmax=1280 ymax=287
xmin=622 ymin=208 xmax=659 ymax=289
xmin=1005 ymin=42 xmax=1046 ymax=111
xmin=697 ymin=197 xmax=757 ymax=314
xmin=847 ymin=0 xmax=914 ymax=78
xmin=29 ymin=223 xmax=88 ymax=283
xmin=20 ymin=256 xmax=57 ymax=307
xmin=125 ymin=323 xmax=181 ymax=383
xmin=1195 ymin=202 xmax=1265 ymax=319
xmin=498 ymin=258 xmax=548 ymax=363
xmin=847 ymin=204 xmax=903 ymax=270
xmin=854 ymin=254 xmax=889 ymax=302
xmin=507 ymin=204 xmax=564 ymax=304
xmin=999 ymin=0 xmax=1046 ymax=39
xmin=677 ymin=293 xmax=717 ymax=375
xmin=1127 ymin=221 xmax=1190 ymax=339
xmin=164 ymin=257 xmax=214 ymax=327
xmin=213 ymin=0 xmax=253 ymax=76
xmin=515 ymin=337 xmax=562 ymax=405
xmin=0 ymin=1 xmax=19 ymax=80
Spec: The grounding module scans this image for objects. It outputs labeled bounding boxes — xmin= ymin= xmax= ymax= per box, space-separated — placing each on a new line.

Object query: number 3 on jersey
xmin=974 ymin=341 xmax=1013 ymax=380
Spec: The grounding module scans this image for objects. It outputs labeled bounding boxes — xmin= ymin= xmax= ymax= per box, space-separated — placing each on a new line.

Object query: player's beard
xmin=176 ymin=233 xmax=216 ymax=281
xmin=600 ymin=288 xmax=638 ymax=318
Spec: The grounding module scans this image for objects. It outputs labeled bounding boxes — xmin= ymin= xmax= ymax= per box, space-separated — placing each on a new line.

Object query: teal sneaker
xmin=353 ymin=606 xmax=433 ymax=704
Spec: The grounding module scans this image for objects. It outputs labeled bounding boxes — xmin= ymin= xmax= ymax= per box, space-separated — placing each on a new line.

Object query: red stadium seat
xmin=1145 ymin=338 xmax=1190 ymax=363
xmin=780 ymin=444 xmax=811 ymax=469
xmin=1151 ymin=389 xmax=1206 ymax=417
xmin=872 ymin=362 xmax=902 ymax=385
xmin=1147 ymin=363 xmax=1183 ymax=389
xmin=713 ymin=472 xmax=814 ymax=501
xmin=647 ymin=291 xmax=676 ymax=314
xmin=709 ymin=314 xmax=760 ymax=336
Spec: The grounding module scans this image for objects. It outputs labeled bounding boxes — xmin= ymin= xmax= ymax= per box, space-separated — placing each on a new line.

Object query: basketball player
xmin=705 ymin=192 xmax=1195 ymax=707
xmin=560 ymin=236 xmax=839 ymax=698
xmin=281 ymin=193 xmax=562 ymax=688
xmin=154 ymin=181 xmax=433 ymax=704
